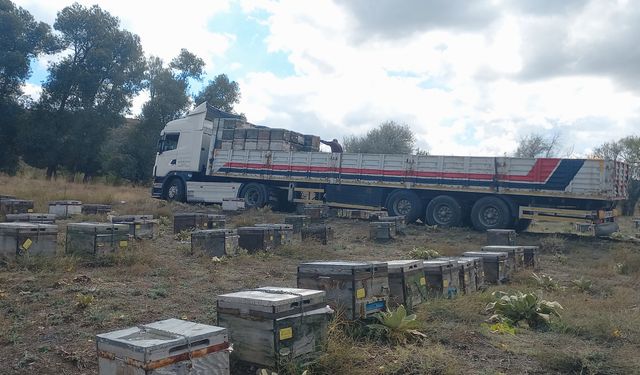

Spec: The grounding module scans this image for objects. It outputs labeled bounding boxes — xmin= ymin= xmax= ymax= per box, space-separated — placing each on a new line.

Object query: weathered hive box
xmin=222 ymin=198 xmax=245 ymax=211
xmin=255 ymin=224 xmax=293 ymax=247
xmin=463 ymin=256 xmax=485 ymax=289
xmin=297 ymin=261 xmax=389 ymax=320
xmin=301 ymin=224 xmax=333 ymax=245
xmin=207 ymin=214 xmax=226 ymax=229
xmin=437 ymin=257 xmax=476 ymax=294
xmin=82 ymin=204 xmax=112 ymax=215
xmin=378 ymin=216 xmax=406 ymax=234
xmin=125 ymin=220 xmax=158 ymax=239
xmin=0 ymin=199 xmax=34 ymax=219
xmin=5 ymin=213 xmax=56 ymax=224
xmin=237 ymin=226 xmax=275 ymax=252
xmin=386 ymin=260 xmax=427 ymax=311
xmin=173 ymin=212 xmax=209 ymax=233
xmin=217 ymin=287 xmax=332 ymax=368
xmin=520 ymin=245 xmax=540 ymax=269
xmin=110 ymin=214 xmax=154 ymax=223
xmin=462 ymin=251 xmax=508 ymax=284
xmin=369 ymin=221 xmax=396 ymax=240
xmin=337 ymin=209 xmax=367 ymax=219
xmin=0 ymin=223 xmax=57 ymax=258
xmin=298 ymin=204 xmax=329 ymax=221
xmin=284 ymin=215 xmax=310 ymax=234
xmin=486 ymin=229 xmax=516 ymax=246
xmin=482 ymin=245 xmax=525 ymax=272
xmin=97 ymin=318 xmax=230 ymax=375
xmin=191 ymin=229 xmax=238 ymax=257
xmin=48 ymin=200 xmax=82 ymax=218
xmin=65 ymin=223 xmax=129 ymax=257
xmin=422 ymin=260 xmax=459 ymax=298
xmin=574 ymin=222 xmax=593 ymax=233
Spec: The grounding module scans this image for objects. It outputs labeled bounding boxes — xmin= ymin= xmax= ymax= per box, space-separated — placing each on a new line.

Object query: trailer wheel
xmin=425 ymin=195 xmax=462 ymax=227
xmin=386 ymin=190 xmax=422 ymax=222
xmin=164 ymin=178 xmax=185 ymax=202
xmin=240 ymin=183 xmax=268 ymax=208
xmin=470 ymin=196 xmax=511 ymax=231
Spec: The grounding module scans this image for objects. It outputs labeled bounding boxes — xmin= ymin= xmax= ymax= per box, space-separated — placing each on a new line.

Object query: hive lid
xmin=462 ymin=251 xmax=508 ymax=258
xmin=207 ymin=214 xmax=226 ymax=219
xmin=6 ymin=213 xmax=55 ymax=220
xmin=49 ymin=200 xmax=82 ymax=205
xmin=255 ymin=224 xmax=293 ymax=230
xmin=174 ymin=212 xmax=209 ymax=217
xmin=192 ymin=229 xmax=236 ymax=236
xmin=482 ymin=246 xmax=523 ymax=253
xmin=299 ymin=260 xmax=386 ymax=269
xmin=67 ymin=222 xmax=128 ymax=230
xmin=387 ymin=260 xmax=423 ymax=272
xmin=111 ymin=214 xmax=154 ymax=222
xmin=0 ymin=222 xmax=57 ymax=230
xmin=436 ymin=256 xmax=474 ymax=266
xmin=237 ymin=226 xmax=272 ymax=232
xmin=96 ymin=318 xmax=226 ymax=362
xmin=218 ymin=287 xmax=325 ymax=308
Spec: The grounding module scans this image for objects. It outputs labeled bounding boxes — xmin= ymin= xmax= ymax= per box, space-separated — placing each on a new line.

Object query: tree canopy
xmin=514 ymin=132 xmax=561 ymax=158
xmin=344 ymin=121 xmax=424 ymax=155
xmin=194 ymin=73 xmax=240 ymax=112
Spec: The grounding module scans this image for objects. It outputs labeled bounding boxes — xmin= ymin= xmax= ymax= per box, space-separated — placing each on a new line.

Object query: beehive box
xmin=521 ymin=245 xmax=540 ymax=269
xmin=82 ymin=204 xmax=112 ymax=215
xmin=463 ymin=256 xmax=485 ymax=289
xmin=482 ymin=245 xmax=525 ymax=273
xmin=217 ymin=287 xmax=332 ymax=368
xmin=255 ymin=224 xmax=293 ymax=247
xmin=0 ymin=199 xmax=34 ymax=219
xmin=462 ymin=251 xmax=509 ymax=284
xmin=336 ymin=209 xmax=367 ymax=219
xmin=437 ymin=257 xmax=477 ymax=294
xmin=191 ymin=229 xmax=238 ymax=257
xmin=110 ymin=214 xmax=154 ymax=223
xmin=301 ymin=224 xmax=333 ymax=245
xmin=65 ymin=223 xmax=129 ymax=257
xmin=369 ymin=221 xmax=396 ymax=240
xmin=173 ymin=212 xmax=209 ymax=233
xmin=0 ymin=223 xmax=57 ymax=258
xmin=486 ymin=229 xmax=516 ymax=246
xmin=97 ymin=318 xmax=230 ymax=375
xmin=298 ymin=204 xmax=329 ymax=221
xmin=119 ymin=219 xmax=158 ymax=239
xmin=5 ymin=213 xmax=56 ymax=224
xmin=222 ymin=198 xmax=245 ymax=211
xmin=207 ymin=214 xmax=226 ymax=229
xmin=574 ymin=223 xmax=593 ymax=233
xmin=386 ymin=260 xmax=427 ymax=311
xmin=237 ymin=226 xmax=275 ymax=252
xmin=297 ymin=261 xmax=389 ymax=320
xmin=284 ymin=215 xmax=310 ymax=234
xmin=378 ymin=216 xmax=406 ymax=234
xmin=422 ymin=260 xmax=459 ymax=298
xmin=48 ymin=200 xmax=82 ymax=218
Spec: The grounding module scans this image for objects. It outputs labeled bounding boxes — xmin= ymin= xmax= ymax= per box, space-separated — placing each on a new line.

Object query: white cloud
xmin=21 ymin=82 xmax=42 ymax=101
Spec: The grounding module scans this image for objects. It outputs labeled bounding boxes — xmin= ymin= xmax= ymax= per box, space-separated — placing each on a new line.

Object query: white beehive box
xmin=48 ymin=200 xmax=82 ymax=218
xmin=97 ymin=318 xmax=230 ymax=375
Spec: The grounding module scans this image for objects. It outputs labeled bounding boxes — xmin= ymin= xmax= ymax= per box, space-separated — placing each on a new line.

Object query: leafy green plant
xmin=408 ymin=247 xmax=440 ymax=259
xmin=532 ymin=273 xmax=560 ymax=291
xmin=486 ymin=291 xmax=563 ymax=329
xmin=174 ymin=230 xmax=191 ymax=242
xmin=75 ymin=293 xmax=95 ymax=309
xmin=368 ymin=305 xmax=426 ymax=344
xmin=572 ymin=276 xmax=593 ymax=293
xmin=482 ymin=322 xmax=516 ymax=335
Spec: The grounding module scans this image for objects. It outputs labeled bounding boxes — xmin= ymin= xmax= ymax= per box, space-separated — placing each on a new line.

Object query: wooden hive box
xmin=369 ymin=221 xmax=396 ymax=241
xmin=217 ymin=287 xmax=332 ymax=368
xmin=237 ymin=226 xmax=275 ymax=253
xmin=255 ymin=224 xmax=293 ymax=247
xmin=173 ymin=213 xmax=209 ymax=233
xmin=284 ymin=215 xmax=310 ymax=234
xmin=110 ymin=214 xmax=154 ymax=223
xmin=462 ymin=256 xmax=485 ymax=289
xmin=82 ymin=204 xmax=112 ymax=215
xmin=121 ymin=219 xmax=158 ymax=240
xmin=0 ymin=222 xmax=58 ymax=258
xmin=298 ymin=204 xmax=329 ymax=222
xmin=0 ymin=199 xmax=34 ymax=219
xmin=486 ymin=229 xmax=516 ymax=246
xmin=65 ymin=223 xmax=129 ymax=257
xmin=297 ymin=261 xmax=389 ymax=320
xmin=97 ymin=318 xmax=230 ymax=375
xmin=482 ymin=245 xmax=525 ymax=273
xmin=520 ymin=245 xmax=540 ymax=269
xmin=437 ymin=257 xmax=477 ymax=294
xmin=386 ymin=260 xmax=427 ymax=311
xmin=462 ymin=251 xmax=509 ymax=284
xmin=48 ymin=200 xmax=82 ymax=218
xmin=269 ymin=128 xmax=291 ymax=141
xmin=378 ymin=216 xmax=406 ymax=234
xmin=5 ymin=213 xmax=56 ymax=224
xmin=301 ymin=224 xmax=333 ymax=245
xmin=191 ymin=229 xmax=238 ymax=257
xmin=422 ymin=260 xmax=459 ymax=299
xmin=207 ymin=214 xmax=226 ymax=229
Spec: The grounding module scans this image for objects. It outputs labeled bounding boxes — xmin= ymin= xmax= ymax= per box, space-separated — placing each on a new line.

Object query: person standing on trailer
xmin=320 ymin=138 xmax=343 ymax=153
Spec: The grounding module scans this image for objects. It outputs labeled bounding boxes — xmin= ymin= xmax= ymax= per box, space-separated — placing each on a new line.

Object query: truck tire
xmin=386 ymin=190 xmax=422 ymax=223
xmin=470 ymin=196 xmax=511 ymax=231
xmin=164 ymin=178 xmax=185 ymax=202
xmin=425 ymin=195 xmax=462 ymax=227
xmin=240 ymin=183 xmax=269 ymax=208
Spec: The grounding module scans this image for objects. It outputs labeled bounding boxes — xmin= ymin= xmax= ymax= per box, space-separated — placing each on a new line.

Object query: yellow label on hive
xmin=464 ymin=274 xmax=469 ymax=283
xmin=135 ymin=224 xmax=141 ymax=229
xmin=419 ymin=277 xmax=426 ymax=286
xmin=22 ymin=238 xmax=33 ymax=250
xmin=119 ymin=240 xmax=128 ymax=248
xmin=443 ymin=279 xmax=449 ymax=288
xmin=279 ymin=327 xmax=293 ymax=340
xmin=356 ymin=288 xmax=366 ymax=299
xmin=27 ymin=208 xmax=33 ymax=213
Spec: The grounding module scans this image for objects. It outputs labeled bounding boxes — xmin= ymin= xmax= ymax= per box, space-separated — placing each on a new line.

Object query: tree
xmin=344 ymin=121 xmax=421 ymax=154
xmin=194 ymin=74 xmax=240 ymax=112
xmin=514 ymin=132 xmax=561 ymax=158
xmin=19 ymin=3 xmax=145 ymax=179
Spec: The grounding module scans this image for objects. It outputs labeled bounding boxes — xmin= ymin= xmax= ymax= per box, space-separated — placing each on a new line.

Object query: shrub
xmin=368 ymin=305 xmax=426 ymax=344
xmin=572 ymin=277 xmax=593 ymax=293
xmin=486 ymin=291 xmax=563 ymax=329
xmin=532 ymin=273 xmax=560 ymax=291
xmin=408 ymin=247 xmax=440 ymax=259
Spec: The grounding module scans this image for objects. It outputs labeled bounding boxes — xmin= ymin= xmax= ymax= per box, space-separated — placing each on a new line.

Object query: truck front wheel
xmin=386 ymin=190 xmax=422 ymax=223
xmin=470 ymin=196 xmax=511 ymax=231
xmin=164 ymin=178 xmax=185 ymax=202
xmin=240 ymin=183 xmax=269 ymax=208
xmin=425 ymin=195 xmax=462 ymax=227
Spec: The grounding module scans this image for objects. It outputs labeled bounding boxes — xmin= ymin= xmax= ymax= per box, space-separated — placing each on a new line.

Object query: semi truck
xmin=152 ymin=103 xmax=630 ymax=234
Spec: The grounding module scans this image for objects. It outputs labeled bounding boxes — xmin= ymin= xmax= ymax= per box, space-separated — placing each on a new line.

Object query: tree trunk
xmin=46 ymin=166 xmax=57 ymax=180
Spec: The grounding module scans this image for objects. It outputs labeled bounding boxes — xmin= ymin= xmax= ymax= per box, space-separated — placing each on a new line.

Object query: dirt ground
xmin=1 ymin=177 xmax=639 ymax=375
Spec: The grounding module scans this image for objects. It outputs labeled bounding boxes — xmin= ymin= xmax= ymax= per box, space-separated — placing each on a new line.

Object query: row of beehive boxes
xmin=0 ymin=214 xmax=158 ymax=259
xmin=0 ymin=197 xmax=116 ymax=222
xmin=216 ymin=127 xmax=320 ymax=152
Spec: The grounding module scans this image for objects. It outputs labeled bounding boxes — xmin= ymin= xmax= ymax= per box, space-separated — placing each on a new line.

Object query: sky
xmin=13 ymin=0 xmax=640 ymax=157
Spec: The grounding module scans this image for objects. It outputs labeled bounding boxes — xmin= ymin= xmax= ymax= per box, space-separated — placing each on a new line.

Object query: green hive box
xmin=65 ymin=223 xmax=129 ymax=257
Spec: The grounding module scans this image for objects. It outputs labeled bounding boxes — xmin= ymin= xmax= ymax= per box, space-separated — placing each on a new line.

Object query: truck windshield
xmin=158 ymin=133 xmax=180 ymax=152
